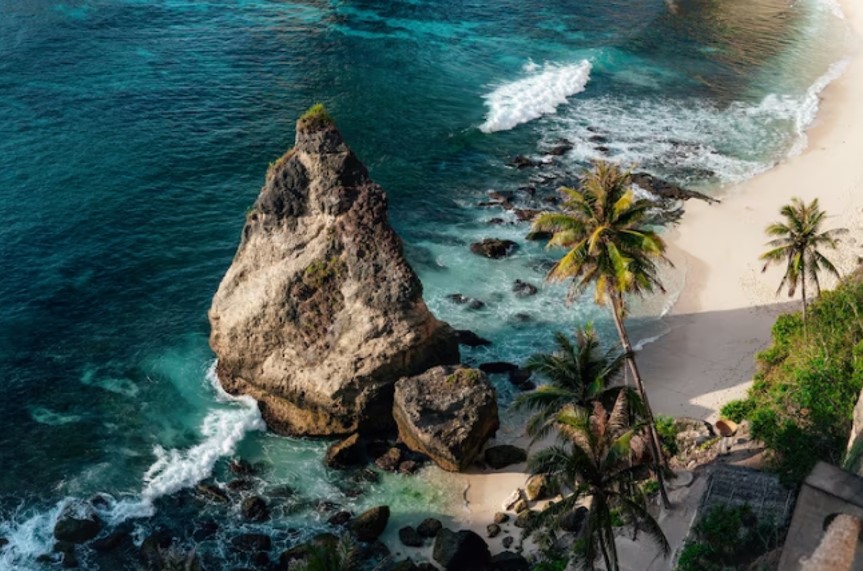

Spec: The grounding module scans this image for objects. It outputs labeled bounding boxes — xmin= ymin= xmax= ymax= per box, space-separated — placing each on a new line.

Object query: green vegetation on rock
xmin=728 ymin=270 xmax=863 ymax=484
xmin=445 ymin=368 xmax=481 ymax=385
xmin=298 ymin=103 xmax=335 ymax=130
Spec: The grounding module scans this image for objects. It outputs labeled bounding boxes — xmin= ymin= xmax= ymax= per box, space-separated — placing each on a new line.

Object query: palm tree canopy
xmin=526 ymin=393 xmax=670 ymax=570
xmin=531 ymin=161 xmax=671 ymax=310
xmin=760 ymin=197 xmax=845 ymax=297
xmin=512 ymin=325 xmax=633 ymax=442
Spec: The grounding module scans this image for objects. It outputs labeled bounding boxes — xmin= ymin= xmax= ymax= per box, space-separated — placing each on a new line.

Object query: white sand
xmin=419 ymin=2 xmax=863 ymax=568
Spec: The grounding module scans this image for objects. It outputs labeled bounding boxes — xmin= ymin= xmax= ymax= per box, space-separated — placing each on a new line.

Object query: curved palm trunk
xmin=610 ymin=294 xmax=671 ymax=509
xmin=801 ymin=264 xmax=808 ymax=324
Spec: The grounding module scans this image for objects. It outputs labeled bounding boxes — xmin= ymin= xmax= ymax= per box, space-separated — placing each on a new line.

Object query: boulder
xmin=509 ymin=155 xmax=539 ymax=169
xmin=209 ymin=110 xmax=459 ymax=436
xmin=512 ymin=280 xmax=538 ymax=297
xmin=350 ymin=506 xmax=390 ymax=542
xmin=53 ymin=506 xmax=101 ymax=544
xmin=470 ymin=239 xmax=518 ymax=259
xmin=546 ymin=140 xmax=574 ymax=156
xmin=508 ymin=368 xmax=532 ymax=387
xmin=514 ymin=509 xmax=537 ymax=529
xmin=560 ymin=507 xmax=589 ymax=533
xmin=325 ymin=433 xmax=365 ymax=469
xmin=195 ymin=482 xmax=229 ymax=504
xmin=525 ymin=474 xmax=554 ymax=501
xmin=493 ymin=512 xmax=509 ymax=524
xmin=456 ymin=330 xmax=492 ymax=347
xmin=228 ymin=459 xmax=256 ymax=476
xmin=399 ymin=526 xmax=423 ymax=547
xmin=375 ymin=447 xmax=403 ymax=472
xmin=241 ymin=496 xmax=269 ymax=522
xmin=327 ymin=511 xmax=352 ymax=526
xmin=502 ymin=489 xmax=526 ymax=512
xmin=393 ymin=366 xmax=499 ymax=472
xmin=485 ymin=445 xmax=527 ymax=469
xmin=491 ymin=551 xmax=530 ymax=571
xmin=502 ymin=536 xmax=514 ymax=549
xmin=417 ymin=518 xmax=443 ymax=538
xmin=486 ymin=524 xmax=501 ymax=538
xmin=433 ymin=529 xmax=491 ymax=571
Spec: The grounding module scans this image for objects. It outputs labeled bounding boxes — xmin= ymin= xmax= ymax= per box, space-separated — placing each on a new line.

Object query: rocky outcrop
xmin=209 ymin=109 xmax=459 ymax=436
xmin=350 ymin=506 xmax=390 ymax=542
xmin=393 ymin=366 xmax=499 ymax=472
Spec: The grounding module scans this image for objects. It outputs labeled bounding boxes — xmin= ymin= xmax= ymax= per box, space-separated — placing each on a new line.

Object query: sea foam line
xmin=109 ymin=362 xmax=265 ymax=522
xmin=480 ymin=60 xmax=592 ymax=133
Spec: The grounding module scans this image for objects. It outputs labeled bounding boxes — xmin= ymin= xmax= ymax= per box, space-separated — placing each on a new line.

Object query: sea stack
xmin=209 ymin=106 xmax=459 ymax=436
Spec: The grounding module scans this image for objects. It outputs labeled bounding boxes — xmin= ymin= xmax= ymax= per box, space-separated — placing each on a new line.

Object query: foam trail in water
xmin=480 ymin=60 xmax=592 ymax=133
xmin=783 ymin=59 xmax=849 ymax=157
xmin=109 ymin=362 xmax=265 ymax=522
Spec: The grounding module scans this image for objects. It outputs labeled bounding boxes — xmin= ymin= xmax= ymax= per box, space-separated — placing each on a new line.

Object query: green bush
xmin=720 ymin=399 xmax=754 ymax=423
xmin=298 ymin=103 xmax=335 ymax=129
xmin=655 ymin=415 xmax=680 ymax=456
xmin=675 ymin=505 xmax=780 ymax=571
xmin=723 ymin=272 xmax=863 ymax=484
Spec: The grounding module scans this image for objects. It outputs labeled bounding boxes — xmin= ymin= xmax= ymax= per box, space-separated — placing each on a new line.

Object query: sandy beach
xmin=435 ymin=0 xmax=863 ymax=566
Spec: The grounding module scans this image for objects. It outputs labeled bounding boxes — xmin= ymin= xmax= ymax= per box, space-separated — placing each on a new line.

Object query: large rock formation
xmin=209 ymin=108 xmax=459 ymax=436
xmin=393 ymin=366 xmax=499 ymax=471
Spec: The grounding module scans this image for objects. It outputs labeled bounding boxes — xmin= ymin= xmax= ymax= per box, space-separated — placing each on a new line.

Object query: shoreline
xmin=441 ymin=0 xmax=863 ymax=564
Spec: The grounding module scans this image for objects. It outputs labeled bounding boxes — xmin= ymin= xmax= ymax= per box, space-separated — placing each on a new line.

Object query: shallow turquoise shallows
xmin=0 ymin=0 xmax=850 ymax=567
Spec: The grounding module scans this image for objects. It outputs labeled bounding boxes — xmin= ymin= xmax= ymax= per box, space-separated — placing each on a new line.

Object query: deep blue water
xmin=0 ymin=0 xmax=850 ymax=568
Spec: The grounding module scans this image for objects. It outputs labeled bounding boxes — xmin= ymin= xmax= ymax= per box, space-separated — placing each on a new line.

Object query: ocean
xmin=0 ymin=0 xmax=850 ymax=568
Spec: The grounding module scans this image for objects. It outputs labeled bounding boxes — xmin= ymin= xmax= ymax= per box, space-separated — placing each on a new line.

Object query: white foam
xmin=108 ymin=363 xmax=265 ymax=522
xmin=817 ymin=0 xmax=845 ymax=19
xmin=785 ymin=59 xmax=849 ymax=156
xmin=480 ymin=60 xmax=592 ymax=133
xmin=0 ymin=503 xmax=64 ymax=570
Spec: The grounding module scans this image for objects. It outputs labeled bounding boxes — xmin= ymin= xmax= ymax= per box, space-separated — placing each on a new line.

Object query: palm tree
xmin=760 ymin=197 xmax=844 ymax=323
xmin=287 ymin=535 xmax=361 ymax=571
xmin=527 ymin=393 xmax=670 ymax=571
xmin=531 ymin=161 xmax=672 ymax=507
xmin=512 ymin=324 xmax=629 ymax=443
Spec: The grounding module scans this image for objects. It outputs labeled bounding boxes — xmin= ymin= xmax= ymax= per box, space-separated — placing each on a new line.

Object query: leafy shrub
xmin=722 ymin=272 xmax=863 ymax=484
xmin=719 ymin=399 xmax=754 ymax=423
xmin=655 ymin=415 xmax=680 ymax=456
xmin=675 ymin=505 xmax=780 ymax=571
xmin=298 ymin=103 xmax=335 ymax=129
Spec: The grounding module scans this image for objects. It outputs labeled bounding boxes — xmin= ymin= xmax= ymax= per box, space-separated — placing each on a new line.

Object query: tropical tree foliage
xmin=512 ymin=325 xmax=633 ymax=443
xmin=759 ymin=197 xmax=844 ymax=322
xmin=288 ymin=535 xmax=360 ymax=571
xmin=531 ymin=160 xmax=672 ymax=506
xmin=526 ymin=393 xmax=670 ymax=571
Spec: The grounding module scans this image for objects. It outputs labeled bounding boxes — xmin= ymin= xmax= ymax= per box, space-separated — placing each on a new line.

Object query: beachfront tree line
xmin=523 ymin=160 xmax=843 ymax=570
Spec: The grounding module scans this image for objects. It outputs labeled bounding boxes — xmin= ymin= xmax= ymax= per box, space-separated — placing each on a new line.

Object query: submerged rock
xmin=209 ymin=109 xmax=459 ymax=436
xmin=241 ymin=496 xmax=270 ymax=522
xmin=393 ymin=366 xmax=499 ymax=472
xmin=53 ymin=506 xmax=101 ymax=544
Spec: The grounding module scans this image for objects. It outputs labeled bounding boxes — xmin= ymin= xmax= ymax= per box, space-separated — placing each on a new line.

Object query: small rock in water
xmin=508 ymin=368 xmax=532 ymax=386
xmin=486 ymin=524 xmax=501 ymax=538
xmin=227 ymin=479 xmax=254 ymax=492
xmin=325 ymin=433 xmax=365 ymax=469
xmin=456 ymin=330 xmax=492 ymax=347
xmin=350 ymin=505 xmax=390 ymax=543
xmin=479 ymin=362 xmax=519 ymax=375
xmin=241 ymin=496 xmax=270 ymax=522
xmin=195 ymin=482 xmax=230 ymax=504
xmin=488 ymin=217 xmax=506 ymax=225
xmin=399 ymin=526 xmax=424 ymax=547
xmin=327 ymin=510 xmax=352 ymax=526
xmin=470 ymin=238 xmax=518 ymax=259
xmin=546 ymin=139 xmax=574 ymax=156
xmin=229 ymin=458 xmax=256 ymax=476
xmin=512 ymin=279 xmax=538 ymax=297
xmin=53 ymin=506 xmax=102 ymax=544
xmin=417 ymin=518 xmax=443 ymax=538
xmin=513 ymin=209 xmax=540 ymax=222
xmin=399 ymin=460 xmax=419 ymax=474
xmin=354 ymin=468 xmax=380 ymax=484
xmin=509 ymin=155 xmax=539 ymax=169
xmin=375 ymin=447 xmax=403 ymax=472
xmin=0 ymin=537 xmax=8 ymax=550
xmin=502 ymin=536 xmax=514 ymax=549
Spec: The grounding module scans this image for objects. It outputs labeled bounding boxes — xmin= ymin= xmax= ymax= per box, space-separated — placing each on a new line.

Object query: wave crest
xmin=480 ymin=60 xmax=592 ymax=133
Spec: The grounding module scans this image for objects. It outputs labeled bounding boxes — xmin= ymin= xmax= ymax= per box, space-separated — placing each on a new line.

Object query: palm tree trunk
xmin=801 ymin=267 xmax=808 ymax=324
xmin=610 ymin=294 xmax=671 ymax=509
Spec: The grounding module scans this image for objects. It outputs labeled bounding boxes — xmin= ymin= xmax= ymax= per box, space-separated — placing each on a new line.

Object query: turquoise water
xmin=0 ymin=0 xmax=850 ymax=567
